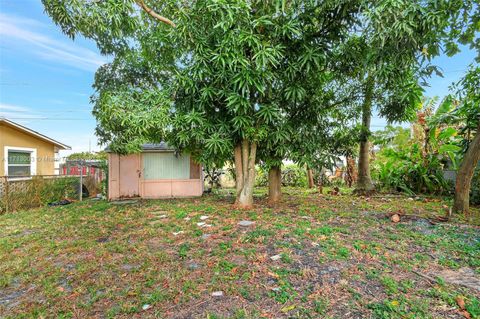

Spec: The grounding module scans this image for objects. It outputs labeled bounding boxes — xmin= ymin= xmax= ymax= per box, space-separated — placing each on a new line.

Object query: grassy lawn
xmin=1 ymin=187 xmax=479 ymax=318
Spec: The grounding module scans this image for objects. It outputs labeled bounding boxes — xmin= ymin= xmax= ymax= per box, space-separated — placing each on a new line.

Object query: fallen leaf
xmin=391 ymin=214 xmax=400 ymax=223
xmin=281 ymin=305 xmax=296 ymax=313
xmin=456 ymin=296 xmax=465 ymax=310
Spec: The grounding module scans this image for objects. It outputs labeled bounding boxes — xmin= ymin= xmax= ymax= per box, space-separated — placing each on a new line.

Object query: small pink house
xmin=107 ymin=143 xmax=203 ymax=200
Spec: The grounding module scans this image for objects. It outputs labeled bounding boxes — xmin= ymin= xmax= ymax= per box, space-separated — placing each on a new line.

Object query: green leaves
xmin=204 ymin=133 xmax=232 ymax=155
xmin=438 ymin=127 xmax=457 ymax=141
xmin=43 ymin=0 xmax=478 ymax=179
xmin=439 ymin=144 xmax=462 ymax=154
xmin=253 ymin=45 xmax=283 ymax=69
xmin=256 ymin=104 xmax=281 ymax=125
xmin=284 ymin=85 xmax=306 ymax=102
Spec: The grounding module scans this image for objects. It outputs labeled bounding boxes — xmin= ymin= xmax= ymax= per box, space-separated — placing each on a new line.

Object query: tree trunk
xmin=345 ymin=156 xmax=357 ymax=188
xmin=307 ymin=168 xmax=314 ymax=188
xmin=234 ymin=139 xmax=257 ymax=208
xmin=355 ymin=76 xmax=375 ymax=194
xmin=268 ymin=165 xmax=282 ymax=204
xmin=453 ymin=123 xmax=480 ymax=217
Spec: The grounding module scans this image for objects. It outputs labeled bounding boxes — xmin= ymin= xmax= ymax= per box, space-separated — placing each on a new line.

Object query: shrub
xmin=373 ymin=143 xmax=448 ymax=195
xmin=255 ymin=164 xmax=308 ymax=187
xmin=255 ymin=166 xmax=268 ymax=187
xmin=0 ymin=176 xmax=79 ymax=213
xmin=204 ymin=165 xmax=224 ymax=189
xmin=282 ymin=164 xmax=307 ymax=187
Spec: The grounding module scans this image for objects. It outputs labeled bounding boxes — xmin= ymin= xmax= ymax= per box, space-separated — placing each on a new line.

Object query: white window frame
xmin=4 ymin=146 xmax=37 ymax=179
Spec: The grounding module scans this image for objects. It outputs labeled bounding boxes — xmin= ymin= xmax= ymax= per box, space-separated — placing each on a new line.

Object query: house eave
xmin=0 ymin=117 xmax=71 ymax=150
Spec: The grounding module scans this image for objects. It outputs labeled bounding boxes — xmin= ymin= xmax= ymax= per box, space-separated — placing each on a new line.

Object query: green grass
xmin=0 ymin=187 xmax=479 ymax=318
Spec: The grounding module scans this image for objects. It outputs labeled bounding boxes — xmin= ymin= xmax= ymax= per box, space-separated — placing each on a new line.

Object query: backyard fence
xmin=0 ymin=172 xmax=103 ymax=214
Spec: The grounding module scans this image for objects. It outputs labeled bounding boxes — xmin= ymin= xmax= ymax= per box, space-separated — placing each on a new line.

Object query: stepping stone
xmin=200 ymin=215 xmax=209 ymax=220
xmin=201 ymin=234 xmax=211 ymax=240
xmin=172 ymin=231 xmax=184 ymax=236
xmin=270 ymin=255 xmax=281 ymax=261
xmin=142 ymin=304 xmax=151 ymax=310
xmin=238 ymin=220 xmax=254 ymax=227
xmin=211 ymin=291 xmax=224 ymax=297
xmin=187 ymin=261 xmax=200 ymax=270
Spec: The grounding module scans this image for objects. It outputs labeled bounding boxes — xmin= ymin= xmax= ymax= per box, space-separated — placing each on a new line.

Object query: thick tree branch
xmin=136 ymin=0 xmax=175 ymax=27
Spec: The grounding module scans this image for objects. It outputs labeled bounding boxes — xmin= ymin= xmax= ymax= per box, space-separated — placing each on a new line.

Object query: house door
xmin=119 ymin=154 xmax=140 ymax=198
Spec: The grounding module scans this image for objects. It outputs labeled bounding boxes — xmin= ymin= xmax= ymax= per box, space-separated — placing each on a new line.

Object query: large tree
xmin=43 ymin=0 xmax=363 ymax=208
xmin=259 ymin=64 xmax=361 ymax=203
xmin=43 ymin=0 xmax=478 ymax=207
xmin=451 ymin=66 xmax=480 ymax=217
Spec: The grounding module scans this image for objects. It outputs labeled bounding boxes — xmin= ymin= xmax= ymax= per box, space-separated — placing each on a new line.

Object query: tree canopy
xmin=42 ymin=0 xmax=479 ymax=206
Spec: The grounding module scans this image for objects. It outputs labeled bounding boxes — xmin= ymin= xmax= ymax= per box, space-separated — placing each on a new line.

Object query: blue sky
xmin=0 ymin=1 xmax=106 ymax=156
xmin=0 ymin=1 xmax=478 ymax=156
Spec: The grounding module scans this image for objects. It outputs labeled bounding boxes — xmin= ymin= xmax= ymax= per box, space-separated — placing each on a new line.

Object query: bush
xmin=0 ymin=176 xmax=79 ymax=213
xmin=255 ymin=166 xmax=268 ymax=187
xmin=255 ymin=164 xmax=307 ymax=187
xmin=373 ymin=143 xmax=448 ymax=195
xmin=204 ymin=165 xmax=225 ymax=189
xmin=282 ymin=165 xmax=307 ymax=187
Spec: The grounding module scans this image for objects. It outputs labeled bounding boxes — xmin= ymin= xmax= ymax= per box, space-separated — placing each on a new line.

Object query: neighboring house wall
xmin=0 ymin=123 xmax=56 ymax=176
xmin=108 ymin=151 xmax=203 ymax=200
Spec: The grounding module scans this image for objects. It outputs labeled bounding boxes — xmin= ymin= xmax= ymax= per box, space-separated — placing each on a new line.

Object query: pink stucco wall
xmin=142 ymin=179 xmax=203 ymax=198
xmin=108 ymin=152 xmax=203 ymax=200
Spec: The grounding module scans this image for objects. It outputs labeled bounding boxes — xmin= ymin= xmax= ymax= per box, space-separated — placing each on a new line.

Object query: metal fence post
xmin=79 ymin=162 xmax=83 ymax=201
xmin=5 ymin=177 xmax=9 ymax=214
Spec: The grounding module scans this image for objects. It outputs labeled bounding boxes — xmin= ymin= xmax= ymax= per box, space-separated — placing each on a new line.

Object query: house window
xmin=6 ymin=148 xmax=35 ymax=177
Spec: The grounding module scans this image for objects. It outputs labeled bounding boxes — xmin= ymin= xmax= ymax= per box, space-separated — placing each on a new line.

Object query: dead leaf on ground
xmin=456 ymin=296 xmax=465 ymax=310
xmin=391 ymin=214 xmax=400 ymax=223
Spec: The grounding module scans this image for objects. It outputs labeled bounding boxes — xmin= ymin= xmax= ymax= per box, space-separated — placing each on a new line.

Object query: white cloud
xmin=0 ymin=111 xmax=45 ymax=119
xmin=0 ymin=13 xmax=107 ymax=72
xmin=0 ymin=103 xmax=47 ymax=120
xmin=0 ymin=103 xmax=31 ymax=112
